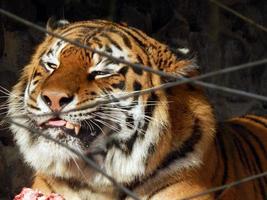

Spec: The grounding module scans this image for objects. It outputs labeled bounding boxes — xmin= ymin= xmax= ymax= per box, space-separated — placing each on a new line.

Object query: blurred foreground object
xmin=13 ymin=188 xmax=65 ymax=200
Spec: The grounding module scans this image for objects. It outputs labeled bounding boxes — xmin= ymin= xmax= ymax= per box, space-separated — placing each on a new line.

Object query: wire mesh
xmin=0 ymin=1 xmax=266 ymax=199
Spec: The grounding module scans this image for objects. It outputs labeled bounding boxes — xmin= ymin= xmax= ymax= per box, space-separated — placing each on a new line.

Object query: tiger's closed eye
xmin=87 ymin=71 xmax=112 ymax=80
xmin=40 ymin=61 xmax=57 ymax=71
xmin=46 ymin=62 xmax=57 ymax=69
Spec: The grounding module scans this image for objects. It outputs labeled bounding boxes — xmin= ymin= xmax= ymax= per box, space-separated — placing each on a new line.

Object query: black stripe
xmin=85 ymin=28 xmax=106 ymax=49
xmin=107 ymin=129 xmax=139 ymax=154
xmin=144 ymin=143 xmax=157 ymax=166
xmin=93 ymin=41 xmax=103 ymax=49
xmin=108 ymin=29 xmax=132 ymax=49
xmin=32 ymin=79 xmax=39 ymax=85
xmin=236 ymin=124 xmax=267 ymax=177
xmin=147 ymin=184 xmax=170 ymax=199
xmin=158 ymin=57 xmax=163 ymax=68
xmin=119 ymin=27 xmax=147 ymax=50
xmin=147 ymin=143 xmax=156 ymax=155
xmin=231 ymin=124 xmax=266 ymax=198
xmin=112 ymin=94 xmax=158 ymax=154
xmin=106 ymin=138 xmax=120 ymax=150
xmin=132 ymin=65 xmax=143 ymax=75
xmin=158 ymin=119 xmax=202 ymax=170
xmin=88 ymin=91 xmax=96 ymax=96
xmin=214 ymin=128 xmax=228 ymax=197
xmin=64 ymin=177 xmax=91 ymax=191
xmin=120 ymin=33 xmax=132 ymax=49
xmin=60 ymin=24 xmax=100 ymax=35
xmin=104 ymin=59 xmax=116 ymax=66
xmin=130 ymin=27 xmax=156 ymax=48
xmin=92 ymin=37 xmax=101 ymax=42
xmin=38 ymin=51 xmax=45 ymax=59
xmin=41 ymin=177 xmax=56 ymax=193
xmin=47 ymin=49 xmax=53 ymax=55
xmin=136 ymin=55 xmax=144 ymax=64
xmin=133 ymin=81 xmax=142 ymax=91
xmin=238 ymin=118 xmax=267 ymax=156
xmin=233 ymin=135 xmax=254 ymax=175
xmin=232 ymin=135 xmax=258 ymax=193
xmin=130 ymin=27 xmax=148 ymax=40
xmin=32 ymin=71 xmax=42 ymax=79
xmin=126 ymin=114 xmax=135 ymax=129
xmin=132 ymin=55 xmax=144 ymax=75
xmin=27 ymin=103 xmax=40 ymax=111
xmin=111 ymin=81 xmax=125 ymax=90
xmin=243 ymin=115 xmax=267 ymax=129
xmin=125 ymin=130 xmax=139 ymax=154
xmin=105 ymin=45 xmax=112 ymax=53
xmin=106 ymin=117 xmax=138 ymax=154
xmin=141 ymin=93 xmax=158 ymax=137
xmin=129 ymin=97 xmax=139 ymax=107
xmin=211 ymin=135 xmax=221 ymax=182
xmin=187 ymin=83 xmax=197 ymax=91
xmin=100 ymin=33 xmax=122 ymax=50
xmin=118 ymin=66 xmax=129 ymax=76
xmin=28 ymin=94 xmax=36 ymax=102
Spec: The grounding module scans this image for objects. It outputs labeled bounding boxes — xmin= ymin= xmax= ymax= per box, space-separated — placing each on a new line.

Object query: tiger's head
xmin=8 ymin=20 xmax=215 ymax=188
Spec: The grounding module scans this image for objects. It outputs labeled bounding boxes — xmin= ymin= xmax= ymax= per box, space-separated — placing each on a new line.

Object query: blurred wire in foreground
xmin=210 ymin=0 xmax=267 ymax=33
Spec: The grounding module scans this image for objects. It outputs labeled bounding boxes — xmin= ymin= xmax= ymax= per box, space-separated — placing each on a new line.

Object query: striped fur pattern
xmin=8 ymin=20 xmax=267 ymax=200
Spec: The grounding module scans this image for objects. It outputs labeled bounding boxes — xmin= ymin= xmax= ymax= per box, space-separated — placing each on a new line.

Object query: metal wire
xmin=6 ymin=119 xmax=141 ymax=200
xmin=210 ymin=0 xmax=267 ymax=34
xmin=0 ymin=8 xmax=266 ymax=103
xmin=3 ymin=57 xmax=267 ymax=122
xmin=179 ymin=171 xmax=267 ymax=200
xmin=0 ymin=4 xmax=267 ymax=200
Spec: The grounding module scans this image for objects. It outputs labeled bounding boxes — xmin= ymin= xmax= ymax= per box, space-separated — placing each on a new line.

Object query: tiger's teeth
xmin=74 ymin=125 xmax=81 ymax=135
xmin=66 ymin=122 xmax=75 ymax=129
xmin=64 ymin=121 xmax=81 ymax=134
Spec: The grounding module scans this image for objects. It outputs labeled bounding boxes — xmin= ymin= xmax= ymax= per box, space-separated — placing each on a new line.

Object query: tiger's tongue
xmin=48 ymin=120 xmax=67 ymax=126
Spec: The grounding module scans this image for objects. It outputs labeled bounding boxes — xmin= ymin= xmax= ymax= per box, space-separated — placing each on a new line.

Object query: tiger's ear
xmin=46 ymin=17 xmax=70 ymax=32
xmin=164 ymin=57 xmax=200 ymax=80
xmin=147 ymin=45 xmax=199 ymax=82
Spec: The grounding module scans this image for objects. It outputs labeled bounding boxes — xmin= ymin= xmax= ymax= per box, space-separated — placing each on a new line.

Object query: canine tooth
xmin=66 ymin=122 xmax=74 ymax=129
xmin=74 ymin=125 xmax=81 ymax=135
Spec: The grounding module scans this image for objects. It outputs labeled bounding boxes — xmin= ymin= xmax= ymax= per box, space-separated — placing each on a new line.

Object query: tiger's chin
xmin=12 ymin=116 xmax=107 ymax=182
xmin=37 ymin=118 xmax=101 ymax=149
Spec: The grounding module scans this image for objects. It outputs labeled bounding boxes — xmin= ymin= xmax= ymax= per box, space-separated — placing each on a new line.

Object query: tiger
xmin=7 ymin=19 xmax=267 ymax=200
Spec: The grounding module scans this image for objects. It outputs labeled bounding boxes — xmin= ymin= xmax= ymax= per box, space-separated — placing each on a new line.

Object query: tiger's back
xmin=7 ymin=19 xmax=267 ymax=200
xmin=210 ymin=115 xmax=267 ymax=200
xmin=124 ymin=115 xmax=267 ymax=200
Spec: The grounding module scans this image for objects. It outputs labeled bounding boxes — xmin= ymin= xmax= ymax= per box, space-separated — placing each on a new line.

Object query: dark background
xmin=0 ymin=0 xmax=266 ymax=199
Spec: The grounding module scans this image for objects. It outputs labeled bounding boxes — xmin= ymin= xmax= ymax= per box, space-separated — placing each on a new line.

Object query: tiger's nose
xmin=41 ymin=90 xmax=74 ymax=112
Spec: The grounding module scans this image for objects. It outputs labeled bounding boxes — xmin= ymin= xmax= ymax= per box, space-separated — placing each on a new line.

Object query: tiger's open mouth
xmin=43 ymin=118 xmax=81 ymax=135
xmin=38 ymin=117 xmax=101 ymax=147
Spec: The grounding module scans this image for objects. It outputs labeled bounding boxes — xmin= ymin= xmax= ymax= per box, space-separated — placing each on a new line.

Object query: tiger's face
xmin=9 ymin=20 xmax=214 ymax=187
xmin=26 ymin=40 xmax=144 ymax=151
xmin=9 ymin=20 xmax=166 ymax=182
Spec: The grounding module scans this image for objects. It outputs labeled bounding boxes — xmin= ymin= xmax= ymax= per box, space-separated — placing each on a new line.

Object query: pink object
xmin=14 ymin=188 xmax=65 ymax=200
xmin=47 ymin=120 xmax=66 ymax=127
